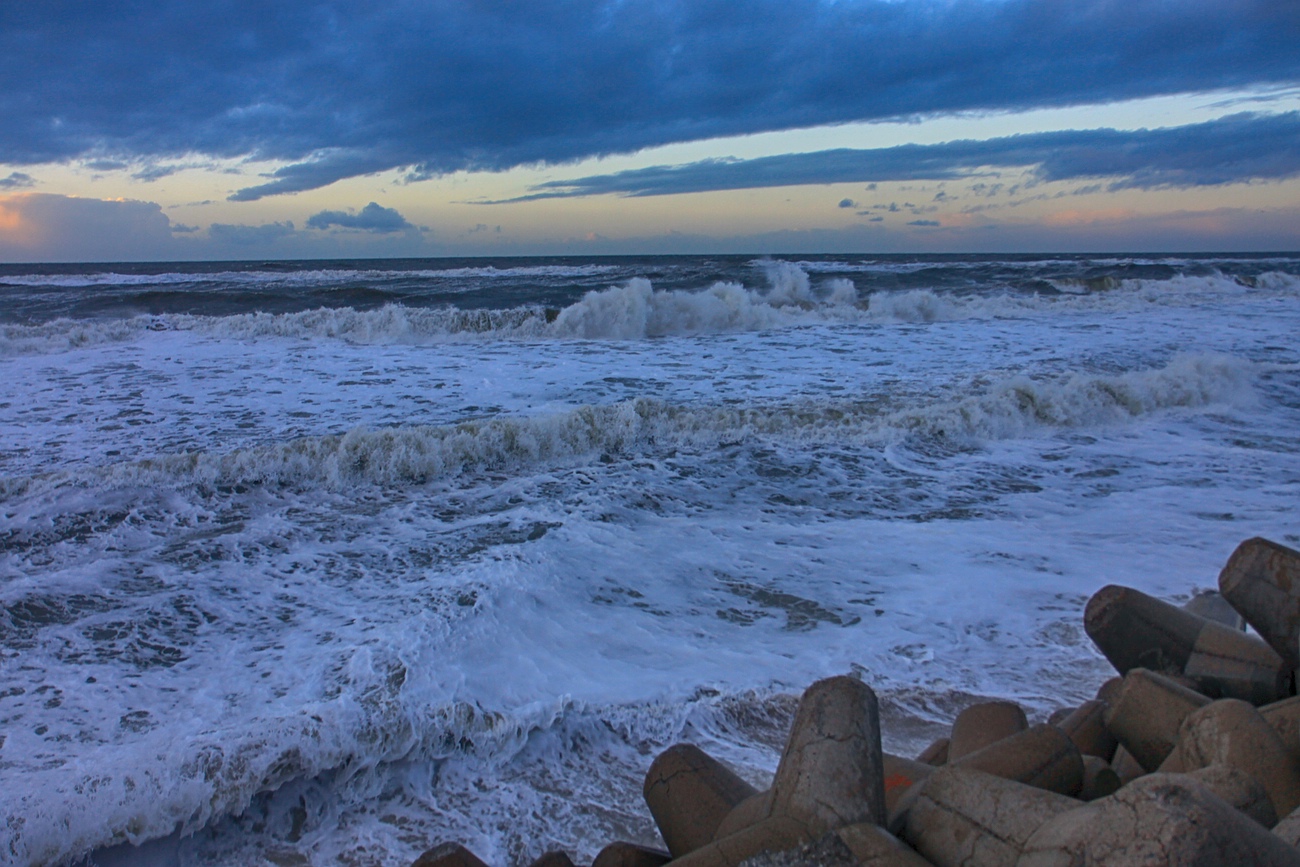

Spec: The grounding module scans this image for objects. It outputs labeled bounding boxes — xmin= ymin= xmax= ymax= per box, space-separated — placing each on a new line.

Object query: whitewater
xmin=1 ymin=254 xmax=1298 ymax=866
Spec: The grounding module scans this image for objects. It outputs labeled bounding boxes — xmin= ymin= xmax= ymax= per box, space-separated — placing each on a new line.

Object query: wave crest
xmin=0 ymin=354 xmax=1255 ymax=500
xmin=4 ymin=267 xmax=1298 ymax=355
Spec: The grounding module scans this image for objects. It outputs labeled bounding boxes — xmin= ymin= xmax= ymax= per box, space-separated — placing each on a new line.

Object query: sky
xmin=1 ymin=0 xmax=1299 ymax=262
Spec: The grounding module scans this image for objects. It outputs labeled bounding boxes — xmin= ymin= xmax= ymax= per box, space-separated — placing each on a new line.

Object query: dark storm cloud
xmin=305 ymin=201 xmax=413 ymax=233
xmin=1 ymin=1 xmax=1297 ymax=200
xmin=498 ymin=112 xmax=1300 ymax=199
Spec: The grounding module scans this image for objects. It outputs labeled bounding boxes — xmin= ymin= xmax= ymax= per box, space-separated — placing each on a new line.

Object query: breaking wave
xmin=9 ymin=684 xmax=576 ymax=866
xmin=3 ymin=266 xmax=1298 ymax=355
xmin=0 ymin=354 xmax=1255 ymax=501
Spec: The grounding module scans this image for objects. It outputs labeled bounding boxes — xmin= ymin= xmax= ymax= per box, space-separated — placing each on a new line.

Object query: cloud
xmin=207 ymin=220 xmax=296 ymax=245
xmin=0 ymin=172 xmax=35 ymax=189
xmin=0 ymin=193 xmax=177 ymax=261
xmin=838 ymin=198 xmax=858 ymax=208
xmin=0 ymin=1 xmax=1295 ymax=199
xmin=132 ymin=164 xmax=184 ymax=182
xmin=82 ymin=159 xmax=130 ymax=171
xmin=305 ymin=201 xmax=413 ymax=233
xmin=497 ymin=111 xmax=1300 ymax=199
xmin=907 ymin=219 xmax=941 ymax=227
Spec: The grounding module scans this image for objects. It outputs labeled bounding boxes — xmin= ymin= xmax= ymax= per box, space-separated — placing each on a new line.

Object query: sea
xmin=1 ymin=253 xmax=1298 ymax=866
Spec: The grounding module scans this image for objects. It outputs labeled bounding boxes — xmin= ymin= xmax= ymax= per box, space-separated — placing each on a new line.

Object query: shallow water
xmin=1 ymin=254 xmax=1298 ymax=865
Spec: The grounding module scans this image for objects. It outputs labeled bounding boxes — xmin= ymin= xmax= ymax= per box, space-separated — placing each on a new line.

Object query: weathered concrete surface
xmin=527 ymin=853 xmax=576 ymax=867
xmin=952 ymin=723 xmax=1084 ymax=797
xmin=1184 ymin=589 xmax=1246 ymax=631
xmin=411 ymin=843 xmax=491 ymax=867
xmin=1262 ymin=695 xmax=1300 ymax=756
xmin=1046 ymin=706 xmax=1075 ymax=726
xmin=1219 ymin=537 xmax=1300 ymax=670
xmin=1183 ymin=617 xmax=1288 ymax=705
xmin=1084 ymin=584 xmax=1206 ymax=676
xmin=714 ymin=791 xmax=773 ymax=841
xmin=915 ymin=737 xmax=949 ymax=766
xmin=668 ymin=816 xmax=815 ymax=867
xmin=1095 ymin=676 xmax=1123 ymax=705
xmin=1084 ymin=582 xmax=1286 ymax=702
xmin=643 ymin=743 xmax=758 ymax=857
xmin=1110 ymin=744 xmax=1146 ymax=785
xmin=1174 ymin=698 xmax=1300 ymax=817
xmin=1186 ymin=763 xmax=1278 ymax=829
xmin=1079 ymin=755 xmax=1121 ymax=802
xmin=882 ymin=753 xmax=935 ymax=814
xmin=736 ymin=831 xmax=858 ymax=867
xmin=1016 ymin=774 xmax=1300 ymax=866
xmin=901 ymin=767 xmax=1078 ymax=867
xmin=833 ymin=823 xmax=936 ymax=867
xmin=738 ymin=825 xmax=933 ymax=867
xmin=1104 ymin=668 xmax=1211 ymax=771
xmin=767 ymin=676 xmax=887 ymax=830
xmin=947 ymin=701 xmax=1028 ymax=760
xmin=1273 ymin=804 xmax=1300 ymax=848
xmin=590 ymin=841 xmax=672 ymax=867
xmin=1054 ymin=699 xmax=1116 ymax=761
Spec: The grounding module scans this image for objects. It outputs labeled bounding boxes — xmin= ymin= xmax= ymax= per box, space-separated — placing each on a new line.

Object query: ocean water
xmin=1 ymin=253 xmax=1298 ymax=866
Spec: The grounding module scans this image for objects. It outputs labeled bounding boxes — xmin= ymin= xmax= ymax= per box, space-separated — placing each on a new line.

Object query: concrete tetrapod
xmin=713 ymin=791 xmax=773 ymax=841
xmin=766 ymin=675 xmax=887 ymax=830
xmin=901 ymin=766 xmax=1080 ymax=867
xmin=915 ymin=737 xmax=949 ymax=766
xmin=947 ymin=701 xmax=1028 ymax=761
xmin=1185 ymin=763 xmax=1278 ymax=829
xmin=1016 ymin=773 xmax=1300 ymax=866
xmin=1109 ymin=745 xmax=1146 ymax=786
xmin=735 ymin=825 xmax=933 ymax=867
xmin=1053 ymin=699 xmax=1116 ymax=761
xmin=1184 ymin=589 xmax=1246 ymax=631
xmin=411 ymin=843 xmax=491 ymax=867
xmin=881 ymin=753 xmax=935 ymax=815
xmin=1085 ymin=584 xmax=1287 ymax=703
xmin=832 ymin=823 xmax=936 ymax=867
xmin=1084 ymin=584 xmax=1208 ymax=676
xmin=643 ymin=744 xmax=758 ymax=857
xmin=1263 ymin=695 xmax=1300 ymax=756
xmin=590 ymin=842 xmax=672 ymax=867
xmin=1183 ymin=617 xmax=1289 ymax=705
xmin=1219 ymin=537 xmax=1300 ymax=671
xmin=667 ymin=816 xmax=817 ymax=867
xmin=1103 ymin=668 xmax=1211 ymax=771
xmin=1171 ymin=698 xmax=1300 ymax=818
xmin=527 ymin=854 xmax=575 ymax=867
xmin=1274 ymin=805 xmax=1300 ymax=848
xmin=951 ymin=724 xmax=1084 ymax=797
xmin=677 ymin=677 xmax=888 ymax=867
xmin=1078 ymin=756 xmax=1121 ymax=802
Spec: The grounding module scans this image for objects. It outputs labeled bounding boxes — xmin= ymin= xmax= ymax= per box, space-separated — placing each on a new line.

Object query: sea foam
xmin=0 ymin=354 xmax=1254 ymax=501
xmin=3 ymin=267 xmax=1297 ymax=356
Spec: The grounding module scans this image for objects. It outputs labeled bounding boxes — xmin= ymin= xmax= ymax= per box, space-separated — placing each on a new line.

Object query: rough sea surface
xmin=1 ymin=254 xmax=1298 ymax=866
